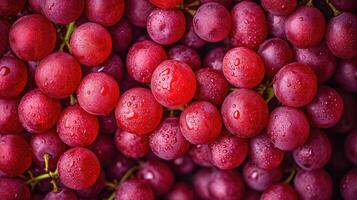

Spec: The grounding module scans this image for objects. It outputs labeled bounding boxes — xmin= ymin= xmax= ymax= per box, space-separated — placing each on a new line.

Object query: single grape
xmin=294 ymin=169 xmax=333 ymax=200
xmin=203 ymin=46 xmax=227 ymax=71
xmin=230 ymin=1 xmax=268 ymax=50
xmin=115 ymin=179 xmax=154 ymax=200
xmin=57 ymin=104 xmax=99 ymax=147
xmin=106 ymin=155 xmax=135 ymax=180
xmin=109 ymin=18 xmax=133 ymax=53
xmin=57 ymin=147 xmax=100 ymax=190
xmin=0 ymin=135 xmax=32 ymax=177
xmin=325 ymin=12 xmax=357 ymax=59
xmin=0 ymin=0 xmax=26 ymax=16
xmin=0 ymin=19 xmax=10 ymax=56
xmin=193 ymin=169 xmax=212 ymax=200
xmin=77 ymin=72 xmax=120 ymax=115
xmin=149 ymin=0 xmax=182 ymax=8
xmin=85 ymin=0 xmax=124 ymax=27
xmin=85 ymin=53 xmax=124 ymax=83
xmin=267 ymin=106 xmax=310 ymax=151
xmin=305 ymin=86 xmax=344 ymax=128
xmin=42 ymin=0 xmax=84 ymax=24
xmin=260 ymin=183 xmax=298 ymax=200
xmin=125 ymin=0 xmax=155 ymax=27
xmin=261 ymin=0 xmax=297 ymax=16
xmin=250 ymin=133 xmax=285 ymax=170
xmin=28 ymin=0 xmax=42 ymax=13
xmin=182 ymin=14 xmax=206 ymax=49
xmin=18 ymin=89 xmax=61 ymax=134
xmin=76 ymin=170 xmax=105 ymax=198
xmin=180 ymin=101 xmax=222 ymax=144
xmin=334 ymin=58 xmax=357 ymax=92
xmin=340 ymin=169 xmax=357 ymax=200
xmin=137 ymin=160 xmax=175 ymax=195
xmin=345 ymin=128 xmax=357 ymax=165
xmin=151 ymin=60 xmax=196 ymax=109
xmin=115 ymin=87 xmax=163 ymax=135
xmin=294 ymin=42 xmax=337 ymax=83
xmin=193 ymin=2 xmax=232 ymax=42
xmin=0 ymin=178 xmax=30 ymax=200
xmin=189 ymin=144 xmax=212 ymax=167
xmin=273 ymin=62 xmax=318 ymax=107
xmin=171 ymin=155 xmax=196 ymax=175
xmin=126 ymin=40 xmax=167 ymax=83
xmin=194 ymin=68 xmax=229 ymax=105
xmin=150 ymin=117 xmax=190 ymax=160
xmin=31 ymin=130 xmax=66 ymax=169
xmin=70 ymin=22 xmax=112 ymax=66
xmin=89 ymin=135 xmax=116 ymax=166
xmin=0 ymin=56 xmax=27 ymax=98
xmin=9 ymin=14 xmax=56 ymax=61
xmin=115 ymin=129 xmax=150 ymax=158
xmin=168 ymin=44 xmax=201 ymax=70
xmin=293 ymin=129 xmax=331 ymax=170
xmin=209 ymin=130 xmax=248 ymax=169
xmin=44 ymin=188 xmax=78 ymax=200
xmin=0 ymin=98 xmax=23 ymax=135
xmin=221 ymin=89 xmax=268 ymax=138
xmin=147 ymin=8 xmax=186 ymax=45
xmin=242 ymin=161 xmax=282 ymax=192
xmin=35 ymin=52 xmax=82 ymax=99
xmin=208 ymin=169 xmax=245 ymax=200
xmin=258 ymin=38 xmax=294 ymax=76
xmin=285 ymin=6 xmax=326 ymax=48
xmin=267 ymin=14 xmax=287 ymax=39
xmin=165 ymin=182 xmax=195 ymax=200
xmin=223 ymin=47 xmax=265 ymax=88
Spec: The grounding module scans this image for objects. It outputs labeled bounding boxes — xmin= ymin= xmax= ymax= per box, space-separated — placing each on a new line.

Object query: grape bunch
xmin=0 ymin=0 xmax=356 ymax=199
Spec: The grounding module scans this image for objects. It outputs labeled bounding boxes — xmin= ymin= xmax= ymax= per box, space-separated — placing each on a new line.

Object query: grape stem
xmin=284 ymin=165 xmax=298 ymax=183
xmin=70 ymin=94 xmax=77 ymax=105
xmin=306 ymin=0 xmax=313 ymax=6
xmin=325 ymin=0 xmax=341 ymax=16
xmin=43 ymin=154 xmax=51 ymax=172
xmin=106 ymin=165 xmax=139 ymax=200
xmin=59 ymin=22 xmax=75 ymax=52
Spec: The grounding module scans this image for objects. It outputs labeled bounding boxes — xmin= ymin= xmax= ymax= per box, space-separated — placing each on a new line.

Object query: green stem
xmin=107 ymin=192 xmax=116 ymax=200
xmin=43 ymin=154 xmax=51 ymax=172
xmin=70 ymin=94 xmax=77 ymax=105
xmin=50 ymin=179 xmax=59 ymax=192
xmin=306 ymin=0 xmax=313 ymax=6
xmin=284 ymin=166 xmax=297 ymax=184
xmin=59 ymin=22 xmax=75 ymax=52
xmin=326 ymin=0 xmax=341 ymax=16
xmin=119 ymin=166 xmax=139 ymax=183
xmin=105 ymin=181 xmax=118 ymax=190
xmin=169 ymin=109 xmax=175 ymax=117
xmin=265 ymin=87 xmax=275 ymax=103
xmin=26 ymin=173 xmax=51 ymax=184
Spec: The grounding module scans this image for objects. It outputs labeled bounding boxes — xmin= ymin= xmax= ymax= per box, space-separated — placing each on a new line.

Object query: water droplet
xmin=233 ymin=110 xmax=240 ymax=119
xmin=0 ymin=66 xmax=10 ymax=76
xmin=235 ymin=58 xmax=240 ymax=66
xmin=100 ymin=85 xmax=109 ymax=95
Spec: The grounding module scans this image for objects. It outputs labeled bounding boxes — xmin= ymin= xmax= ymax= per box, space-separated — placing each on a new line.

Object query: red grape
xmin=230 ymin=1 xmax=268 ymax=50
xmin=208 ymin=169 xmax=245 ymax=200
xmin=180 ymin=101 xmax=222 ymax=144
xmin=209 ymin=130 xmax=248 ymax=169
xmin=168 ymin=44 xmax=201 ymax=70
xmin=345 ymin=128 xmax=357 ymax=165
xmin=293 ymin=169 xmax=333 ymax=200
xmin=0 ymin=178 xmax=30 ymax=200
xmin=189 ymin=144 xmax=212 ymax=167
xmin=9 ymin=14 xmax=56 ymax=61
xmin=193 ymin=2 xmax=232 ymax=42
xmin=126 ymin=40 xmax=167 ymax=83
xmin=203 ymin=46 xmax=227 ymax=71
xmin=44 ymin=188 xmax=78 ymax=200
xmin=149 ymin=117 xmax=190 ymax=160
xmin=76 ymin=170 xmax=105 ymax=198
xmin=340 ymin=169 xmax=357 ymax=200
xmin=261 ymin=0 xmax=297 ymax=16
xmin=267 ymin=14 xmax=287 ymax=39
xmin=165 ymin=182 xmax=195 ymax=200
xmin=261 ymin=183 xmax=298 ymax=200
xmin=182 ymin=15 xmax=206 ymax=49
xmin=285 ymin=6 xmax=326 ymax=48
xmin=151 ymin=60 xmax=196 ymax=109
xmin=305 ymin=86 xmax=344 ymax=128
xmin=0 ymin=19 xmax=10 ymax=56
xmin=331 ymin=0 xmax=357 ymax=12
xmin=326 ymin=12 xmax=357 ymax=59
xmin=149 ymin=0 xmax=182 ymax=9
xmin=31 ymin=130 xmax=66 ymax=169
xmin=109 ymin=18 xmax=133 ymax=53
xmin=42 ymin=0 xmax=84 ymax=24
xmin=57 ymin=104 xmax=99 ymax=147
xmin=85 ymin=0 xmax=124 ymax=27
xmin=194 ymin=67 xmax=229 ymax=105
xmin=221 ymin=89 xmax=268 ymax=138
xmin=115 ymin=179 xmax=154 ymax=200
xmin=223 ymin=47 xmax=265 ymax=88
xmin=201 ymin=0 xmax=232 ymax=7
xmin=249 ymin=134 xmax=285 ymax=170
xmin=334 ymin=58 xmax=357 ymax=92
xmin=0 ymin=98 xmax=23 ymax=135
xmin=85 ymin=53 xmax=124 ymax=83
xmin=115 ymin=87 xmax=163 ymax=135
xmin=18 ymin=89 xmax=61 ymax=134
xmin=70 ymin=22 xmax=112 ymax=66
xmin=125 ymin=0 xmax=155 ymax=28
xmin=57 ymin=147 xmax=100 ymax=190
xmin=331 ymin=91 xmax=357 ymax=134
xmin=0 ymin=56 xmax=27 ymax=98
xmin=106 ymin=155 xmax=135 ymax=180
xmin=267 ymin=106 xmax=310 ymax=151
xmin=0 ymin=135 xmax=32 ymax=177
xmin=0 ymin=0 xmax=26 ymax=16
xmin=171 ymin=155 xmax=196 ymax=175
xmin=115 ymin=129 xmax=150 ymax=158
xmin=193 ymin=169 xmax=212 ymax=199
xmin=77 ymin=72 xmax=120 ymax=115
xmin=147 ymin=8 xmax=186 ymax=45
xmin=273 ymin=62 xmax=318 ymax=107
xmin=258 ymin=38 xmax=294 ymax=76
xmin=35 ymin=52 xmax=82 ymax=99
xmin=89 ymin=135 xmax=116 ymax=166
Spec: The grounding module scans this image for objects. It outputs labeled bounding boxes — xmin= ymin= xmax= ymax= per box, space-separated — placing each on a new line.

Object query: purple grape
xmin=333 ymin=57 xmax=357 ymax=92
xmin=203 ymin=46 xmax=227 ymax=71
xmin=109 ymin=18 xmax=133 ymax=53
xmin=208 ymin=169 xmax=245 ymax=200
xmin=168 ymin=44 xmax=201 ymax=70
xmin=125 ymin=0 xmax=155 ymax=27
xmin=267 ymin=14 xmax=287 ymax=39
xmin=340 ymin=169 xmax=357 ymax=200
xmin=261 ymin=183 xmax=298 ymax=200
xmin=165 ymin=182 xmax=195 ymax=200
xmin=345 ymin=128 xmax=357 ymax=165
xmin=182 ymin=15 xmax=206 ymax=49
xmin=115 ymin=179 xmax=154 ymax=200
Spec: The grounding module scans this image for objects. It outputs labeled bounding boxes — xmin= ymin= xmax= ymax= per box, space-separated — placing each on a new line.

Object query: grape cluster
xmin=0 ymin=0 xmax=356 ymax=199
